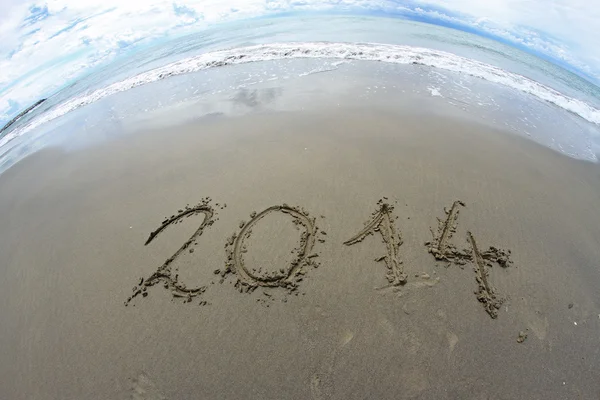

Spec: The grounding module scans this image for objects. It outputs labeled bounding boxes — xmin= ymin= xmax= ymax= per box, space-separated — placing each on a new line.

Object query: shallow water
xmin=2 ymin=16 xmax=600 ymax=165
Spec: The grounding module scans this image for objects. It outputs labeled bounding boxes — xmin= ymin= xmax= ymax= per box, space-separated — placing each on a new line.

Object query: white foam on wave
xmin=427 ymin=86 xmax=443 ymax=97
xmin=2 ymin=41 xmax=600 ymax=148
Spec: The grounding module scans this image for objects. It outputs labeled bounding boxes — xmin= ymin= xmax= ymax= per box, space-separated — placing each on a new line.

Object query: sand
xmin=1 ymin=109 xmax=600 ymax=399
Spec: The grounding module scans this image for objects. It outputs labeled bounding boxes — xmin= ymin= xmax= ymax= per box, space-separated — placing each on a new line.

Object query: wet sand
xmin=1 ymin=109 xmax=600 ymax=399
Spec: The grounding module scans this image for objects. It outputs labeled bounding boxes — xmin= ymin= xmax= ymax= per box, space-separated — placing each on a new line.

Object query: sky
xmin=1 ymin=0 xmax=600 ymax=124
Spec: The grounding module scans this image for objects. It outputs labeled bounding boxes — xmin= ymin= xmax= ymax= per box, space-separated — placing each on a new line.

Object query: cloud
xmin=1 ymin=0 xmax=599 ymax=124
xmin=172 ymin=3 xmax=199 ymax=18
xmin=22 ymin=4 xmax=50 ymax=26
xmin=410 ymin=0 xmax=600 ymax=78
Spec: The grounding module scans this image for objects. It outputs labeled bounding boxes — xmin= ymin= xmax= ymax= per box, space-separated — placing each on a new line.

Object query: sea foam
xmin=2 ymin=42 xmax=599 ymax=147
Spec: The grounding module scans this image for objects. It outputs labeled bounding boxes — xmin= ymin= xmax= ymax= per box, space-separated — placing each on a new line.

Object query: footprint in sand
xmin=518 ymin=285 xmax=551 ymax=343
xmin=310 ymin=330 xmax=354 ymax=400
xmin=130 ymin=373 xmax=166 ymax=400
xmin=447 ymin=331 xmax=459 ymax=357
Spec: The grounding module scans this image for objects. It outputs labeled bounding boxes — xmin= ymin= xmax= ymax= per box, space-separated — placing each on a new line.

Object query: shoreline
xmin=0 ymin=99 xmax=46 ymax=136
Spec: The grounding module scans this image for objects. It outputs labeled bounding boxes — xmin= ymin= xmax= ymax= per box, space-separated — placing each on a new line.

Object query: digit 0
xmin=222 ymin=204 xmax=321 ymax=292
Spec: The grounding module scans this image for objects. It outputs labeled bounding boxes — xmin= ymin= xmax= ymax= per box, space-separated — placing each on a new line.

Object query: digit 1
xmin=343 ymin=199 xmax=407 ymax=286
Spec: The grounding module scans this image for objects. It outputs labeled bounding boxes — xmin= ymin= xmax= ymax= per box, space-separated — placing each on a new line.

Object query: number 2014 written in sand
xmin=125 ymin=198 xmax=513 ymax=319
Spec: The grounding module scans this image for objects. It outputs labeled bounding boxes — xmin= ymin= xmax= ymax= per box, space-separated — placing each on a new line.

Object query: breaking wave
xmin=2 ymin=41 xmax=600 ymax=147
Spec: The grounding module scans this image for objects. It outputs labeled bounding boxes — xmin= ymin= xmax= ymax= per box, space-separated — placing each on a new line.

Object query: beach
xmin=1 ymin=108 xmax=599 ymax=399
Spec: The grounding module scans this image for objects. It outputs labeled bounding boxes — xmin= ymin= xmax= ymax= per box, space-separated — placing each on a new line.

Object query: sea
xmin=2 ymin=14 xmax=600 ymax=172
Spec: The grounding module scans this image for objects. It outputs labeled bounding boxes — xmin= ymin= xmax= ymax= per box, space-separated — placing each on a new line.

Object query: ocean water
xmin=2 ymin=15 xmax=600 ymax=168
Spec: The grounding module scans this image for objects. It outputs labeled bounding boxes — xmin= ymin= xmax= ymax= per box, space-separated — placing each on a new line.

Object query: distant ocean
xmin=2 ymin=15 xmax=600 ymax=160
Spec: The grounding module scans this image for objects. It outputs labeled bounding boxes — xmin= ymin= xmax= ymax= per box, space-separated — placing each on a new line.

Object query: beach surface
xmin=1 ymin=109 xmax=599 ymax=399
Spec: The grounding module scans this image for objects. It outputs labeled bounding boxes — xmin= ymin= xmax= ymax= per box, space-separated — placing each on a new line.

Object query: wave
xmin=2 ymin=41 xmax=600 ymax=147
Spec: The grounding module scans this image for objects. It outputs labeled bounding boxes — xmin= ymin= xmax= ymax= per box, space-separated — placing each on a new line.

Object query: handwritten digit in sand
xmin=125 ymin=198 xmax=217 ymax=305
xmin=222 ymin=204 xmax=320 ymax=293
xmin=425 ymin=200 xmax=470 ymax=264
xmin=426 ymin=201 xmax=513 ymax=318
xmin=466 ymin=231 xmax=505 ymax=318
xmin=344 ymin=200 xmax=407 ymax=286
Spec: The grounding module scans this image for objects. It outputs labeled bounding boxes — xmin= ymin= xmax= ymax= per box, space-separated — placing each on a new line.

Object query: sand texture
xmin=1 ymin=110 xmax=600 ymax=399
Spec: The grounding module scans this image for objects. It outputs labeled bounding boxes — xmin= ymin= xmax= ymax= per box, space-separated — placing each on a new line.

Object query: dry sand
xmin=1 ymin=109 xmax=599 ymax=399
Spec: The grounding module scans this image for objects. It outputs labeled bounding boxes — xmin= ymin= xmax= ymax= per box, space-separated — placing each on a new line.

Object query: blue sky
xmin=1 ymin=0 xmax=599 ymax=124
